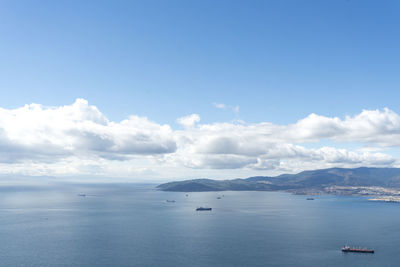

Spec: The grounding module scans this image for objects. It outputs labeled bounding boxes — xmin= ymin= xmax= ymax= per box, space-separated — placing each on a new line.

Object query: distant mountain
xmin=157 ymin=167 xmax=400 ymax=192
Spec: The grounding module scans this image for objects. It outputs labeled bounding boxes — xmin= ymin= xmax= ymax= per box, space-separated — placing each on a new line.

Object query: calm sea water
xmin=0 ymin=183 xmax=399 ymax=266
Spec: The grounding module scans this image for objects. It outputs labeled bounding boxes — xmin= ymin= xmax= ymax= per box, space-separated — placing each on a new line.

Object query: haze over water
xmin=0 ymin=183 xmax=398 ymax=267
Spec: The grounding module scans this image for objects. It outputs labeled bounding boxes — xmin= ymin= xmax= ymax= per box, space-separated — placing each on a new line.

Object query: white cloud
xmin=0 ymin=99 xmax=176 ymax=165
xmin=286 ymin=108 xmax=400 ymax=145
xmin=0 ymin=99 xmax=400 ymax=179
xmin=177 ymin=114 xmax=200 ymax=128
xmin=213 ymin=103 xmax=226 ymax=109
xmin=171 ymin=108 xmax=400 ymax=172
xmin=213 ymin=102 xmax=240 ymax=115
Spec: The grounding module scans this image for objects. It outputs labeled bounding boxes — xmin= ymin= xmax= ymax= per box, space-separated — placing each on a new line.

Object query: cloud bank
xmin=0 ymin=99 xmax=175 ymax=161
xmin=0 ymin=99 xmax=398 ymax=178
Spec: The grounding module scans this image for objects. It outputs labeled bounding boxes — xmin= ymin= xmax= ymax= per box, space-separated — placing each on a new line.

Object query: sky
xmin=0 ymin=0 xmax=400 ymax=182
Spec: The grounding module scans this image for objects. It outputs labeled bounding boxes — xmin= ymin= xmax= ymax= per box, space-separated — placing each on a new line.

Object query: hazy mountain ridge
xmin=157 ymin=167 xmax=400 ymax=193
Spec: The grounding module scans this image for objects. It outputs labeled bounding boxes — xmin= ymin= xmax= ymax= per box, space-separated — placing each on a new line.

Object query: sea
xmin=0 ymin=183 xmax=399 ymax=267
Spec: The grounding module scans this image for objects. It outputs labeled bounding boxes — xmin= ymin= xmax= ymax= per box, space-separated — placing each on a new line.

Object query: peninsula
xmin=157 ymin=167 xmax=400 ymax=198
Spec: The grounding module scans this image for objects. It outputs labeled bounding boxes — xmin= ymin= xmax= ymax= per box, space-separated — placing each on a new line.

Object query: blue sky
xmin=0 ymin=0 xmax=399 ymax=180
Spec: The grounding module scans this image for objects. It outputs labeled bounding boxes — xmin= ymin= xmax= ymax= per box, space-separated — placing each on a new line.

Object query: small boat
xmin=306 ymin=197 xmax=314 ymax=200
xmin=78 ymin=194 xmax=86 ymax=197
xmin=217 ymin=197 xmax=221 ymax=199
xmin=196 ymin=207 xmax=212 ymax=211
xmin=166 ymin=200 xmax=176 ymax=203
xmin=341 ymin=245 xmax=374 ymax=253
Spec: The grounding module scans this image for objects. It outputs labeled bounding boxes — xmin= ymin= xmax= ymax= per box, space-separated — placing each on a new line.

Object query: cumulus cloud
xmin=171 ymin=108 xmax=400 ymax=172
xmin=172 ymin=129 xmax=396 ymax=172
xmin=177 ymin=114 xmax=200 ymax=128
xmin=0 ymin=99 xmax=399 ymax=178
xmin=0 ymin=99 xmax=176 ymax=165
xmin=286 ymin=108 xmax=400 ymax=145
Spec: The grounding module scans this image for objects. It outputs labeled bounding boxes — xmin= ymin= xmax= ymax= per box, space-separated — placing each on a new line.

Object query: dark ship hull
xmin=196 ymin=207 xmax=212 ymax=211
xmin=342 ymin=247 xmax=374 ymax=253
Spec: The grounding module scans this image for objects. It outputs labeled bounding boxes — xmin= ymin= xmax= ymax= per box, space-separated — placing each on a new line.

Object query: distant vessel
xmin=196 ymin=207 xmax=212 ymax=211
xmin=217 ymin=197 xmax=221 ymax=199
xmin=341 ymin=245 xmax=374 ymax=253
xmin=166 ymin=200 xmax=176 ymax=203
xmin=78 ymin=194 xmax=86 ymax=197
xmin=306 ymin=197 xmax=314 ymax=200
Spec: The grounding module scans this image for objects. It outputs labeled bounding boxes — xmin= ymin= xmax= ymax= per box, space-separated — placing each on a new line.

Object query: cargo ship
xmin=196 ymin=207 xmax=212 ymax=211
xmin=341 ymin=245 xmax=374 ymax=253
